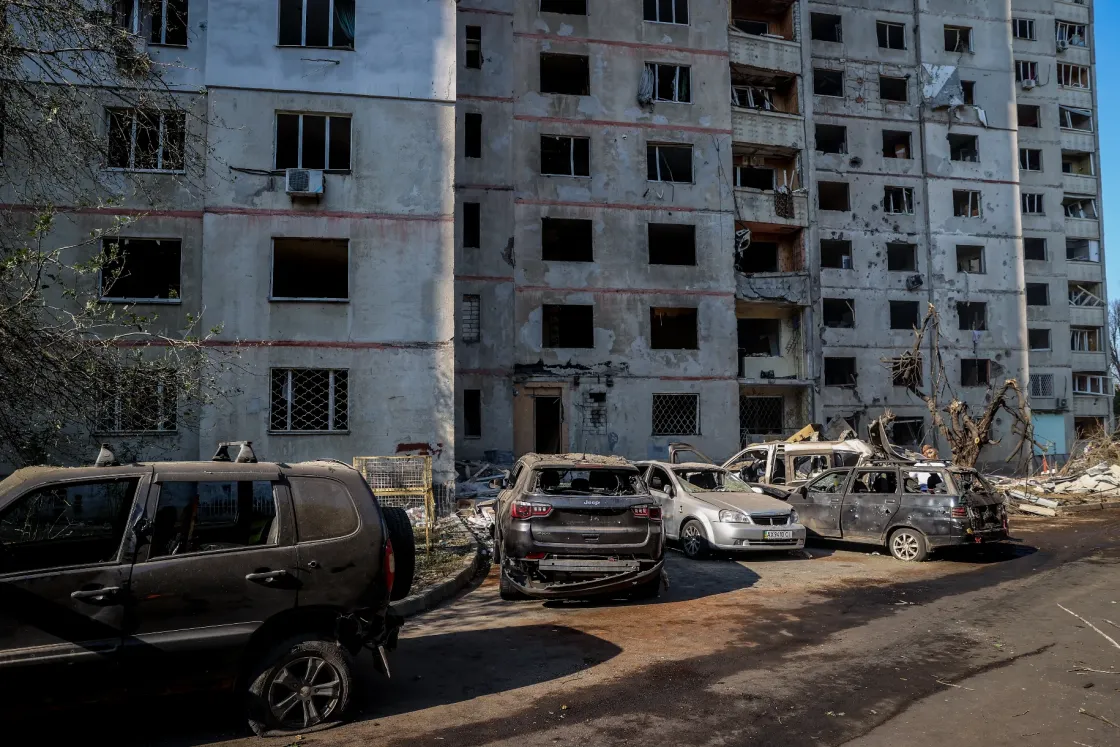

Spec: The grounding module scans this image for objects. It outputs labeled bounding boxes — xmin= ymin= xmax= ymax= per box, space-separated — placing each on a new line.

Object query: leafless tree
xmin=0 ymin=1 xmax=225 ymax=466
xmin=1108 ymin=300 xmax=1120 ymax=386
xmin=884 ymin=304 xmax=1035 ymax=470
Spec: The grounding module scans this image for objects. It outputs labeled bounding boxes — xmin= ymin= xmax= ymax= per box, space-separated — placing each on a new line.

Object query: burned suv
xmin=0 ymin=443 xmax=413 ymax=736
xmin=493 ymin=454 xmax=664 ymax=600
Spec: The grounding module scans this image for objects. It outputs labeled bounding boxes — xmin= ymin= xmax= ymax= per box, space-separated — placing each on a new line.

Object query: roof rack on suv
xmin=212 ymin=441 xmax=258 ymax=464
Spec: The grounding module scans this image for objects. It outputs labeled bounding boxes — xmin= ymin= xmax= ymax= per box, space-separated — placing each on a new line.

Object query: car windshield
xmin=532 ymin=468 xmax=645 ymax=496
xmin=954 ymin=470 xmax=989 ymax=494
xmin=673 ymin=469 xmax=752 ymax=494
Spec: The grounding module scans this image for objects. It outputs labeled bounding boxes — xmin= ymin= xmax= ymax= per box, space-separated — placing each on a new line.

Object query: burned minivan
xmin=493 ymin=454 xmax=664 ymax=600
xmin=785 ymin=464 xmax=1008 ymax=561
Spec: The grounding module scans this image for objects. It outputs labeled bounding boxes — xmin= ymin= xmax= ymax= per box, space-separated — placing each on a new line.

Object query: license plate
xmin=764 ymin=530 xmax=793 ymax=540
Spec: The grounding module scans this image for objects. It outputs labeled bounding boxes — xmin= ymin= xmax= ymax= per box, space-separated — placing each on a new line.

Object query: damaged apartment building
xmin=455 ymin=0 xmax=1109 ymax=466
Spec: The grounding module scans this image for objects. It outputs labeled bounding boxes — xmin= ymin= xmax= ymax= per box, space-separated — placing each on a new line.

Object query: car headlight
xmin=789 ymin=509 xmax=799 ymax=524
xmin=719 ymin=509 xmax=751 ymax=524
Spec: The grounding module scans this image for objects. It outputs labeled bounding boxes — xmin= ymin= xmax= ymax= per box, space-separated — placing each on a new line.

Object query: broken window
xmin=647 ymin=143 xmax=693 ymax=183
xmin=270 ymin=368 xmax=349 ymax=432
xmin=892 ymin=419 xmax=925 ymax=448
xmin=879 ymin=76 xmax=908 ymax=102
xmin=1021 ymin=192 xmax=1044 ymax=215
xmin=818 ymin=181 xmax=850 ymax=211
xmin=1018 ymin=104 xmax=1041 ymax=128
xmin=463 ymin=202 xmax=481 ymax=248
xmin=272 ymin=238 xmax=348 ymax=301
xmin=1058 ymin=63 xmax=1090 ymax=89
xmin=887 ymin=242 xmax=917 ymax=272
xmin=540 ymin=0 xmax=587 ymax=15
xmin=1015 ymin=60 xmax=1038 ymax=83
xmin=1063 ymin=196 xmax=1098 ymax=219
xmin=1013 ymin=18 xmax=1035 ymax=40
xmin=650 ymin=307 xmax=699 ymax=349
xmin=810 ymin=13 xmax=842 ymax=43
xmin=1066 ymin=239 xmax=1100 ymax=263
xmin=889 ymin=301 xmax=919 ymax=330
xmin=731 ymin=86 xmax=776 ymax=110
xmin=736 ymin=242 xmax=779 ymax=273
xmin=1056 ymin=21 xmax=1088 ymax=48
xmin=1028 ymin=329 xmax=1051 ymax=351
xmin=961 ymin=80 xmax=976 ymax=105
xmin=100 ymin=238 xmax=181 ymax=301
xmin=1070 ymin=282 xmax=1105 ymax=307
xmin=739 ymin=396 xmax=783 ymax=437
xmin=461 ymin=294 xmax=481 ymax=343
xmin=275 ymin=113 xmax=351 ymax=170
xmin=1059 ymin=106 xmax=1093 ymax=131
xmin=145 ymin=0 xmax=188 ymax=45
xmin=956 ymin=245 xmax=985 ymax=274
xmin=820 ymin=239 xmax=852 ymax=269
xmin=278 ymin=0 xmax=354 ymax=48
xmin=543 ymin=304 xmax=594 ymax=348
xmin=107 ymin=108 xmax=185 ymax=171
xmin=648 ymin=223 xmax=696 ymax=266
xmin=1019 ymin=148 xmax=1041 ymax=171
xmin=733 ymin=19 xmax=769 ymax=36
xmin=877 ymin=21 xmax=905 ymax=50
xmin=465 ymin=25 xmax=482 ymax=68
xmin=1062 ymin=151 xmax=1095 ymax=176
xmin=813 ymin=69 xmax=844 ymax=97
xmin=738 ymin=318 xmax=781 ymax=357
xmin=960 ymin=359 xmax=990 ymax=388
xmin=883 ymin=186 xmax=914 ymax=214
xmin=953 ymin=189 xmax=982 ymax=218
xmin=949 ymin=133 xmax=979 ymax=162
xmin=1026 ymin=283 xmax=1049 ymax=306
xmin=891 ymin=356 xmax=923 ymax=388
xmin=646 ymin=63 xmax=691 ymax=103
xmin=816 ymin=124 xmax=847 ymax=154
xmin=651 ymin=393 xmax=699 ymax=436
xmin=541 ymin=135 xmax=590 ymax=176
xmin=1071 ymin=327 xmax=1102 ymax=352
xmin=540 ymin=53 xmax=590 ymax=95
xmin=1073 ymin=373 xmax=1107 ymax=395
xmin=98 ymin=367 xmax=178 ymax=433
xmin=542 ymin=217 xmax=594 ymax=262
xmin=944 ymin=25 xmax=972 ymax=53
xmin=1029 ymin=373 xmax=1054 ymax=398
xmin=464 ymin=389 xmax=482 ymax=438
xmin=644 ymin=0 xmax=689 ymax=25
xmin=465 ymin=112 xmax=482 ymax=158
xmin=824 ymin=357 xmax=857 ymax=387
xmin=822 ymin=298 xmax=854 ymax=328
xmin=882 ymin=130 xmax=911 ymax=159
xmin=735 ymin=166 xmax=774 ymax=190
xmin=1024 ymin=237 xmax=1047 ymax=261
xmin=957 ymin=302 xmax=987 ymax=331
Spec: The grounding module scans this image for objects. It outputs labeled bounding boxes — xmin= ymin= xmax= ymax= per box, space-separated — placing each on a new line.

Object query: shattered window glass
xmin=532 ymin=469 xmax=645 ymax=496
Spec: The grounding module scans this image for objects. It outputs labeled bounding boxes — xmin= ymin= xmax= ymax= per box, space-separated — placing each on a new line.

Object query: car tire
xmin=679 ymin=520 xmax=710 ymax=560
xmin=382 ymin=506 xmax=416 ymax=601
xmin=498 ymin=566 xmax=527 ymax=601
xmin=246 ymin=636 xmax=354 ymax=737
xmin=888 ymin=527 xmax=929 ymax=562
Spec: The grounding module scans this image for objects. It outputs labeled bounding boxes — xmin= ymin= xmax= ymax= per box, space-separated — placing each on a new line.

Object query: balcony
xmin=736 ymin=272 xmax=810 ymax=306
xmin=733 ymin=188 xmax=808 ymax=228
xmin=729 ymin=29 xmax=802 ymax=77
xmin=732 ymin=107 xmax=805 ymax=151
xmin=1063 ymin=172 xmax=1097 ymax=194
xmin=736 ymin=306 xmax=808 ymax=384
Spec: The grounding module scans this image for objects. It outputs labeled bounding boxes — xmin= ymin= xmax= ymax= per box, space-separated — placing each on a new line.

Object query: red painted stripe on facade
xmin=514 ymin=32 xmax=730 ymax=58
xmin=659 ymin=376 xmax=737 ymax=382
xmin=1 ymin=204 xmax=205 ymax=219
xmin=515 ymin=114 xmax=731 ymax=135
xmin=1 ymin=204 xmax=452 ymax=223
xmin=516 ymin=285 xmax=733 ymax=297
xmin=456 ymin=274 xmax=514 ymax=282
xmin=115 ymin=339 xmax=450 ymax=350
xmin=459 ymin=94 xmax=516 ymax=103
xmin=457 ymin=6 xmax=514 ymax=16
xmin=515 ymin=197 xmax=710 ymax=214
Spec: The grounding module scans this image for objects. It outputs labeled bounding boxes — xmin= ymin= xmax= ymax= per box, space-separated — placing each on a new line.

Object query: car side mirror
xmin=664 ymin=483 xmax=675 ymax=497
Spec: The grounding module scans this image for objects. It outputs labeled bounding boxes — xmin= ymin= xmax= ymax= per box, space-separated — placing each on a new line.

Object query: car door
xmin=123 ymin=469 xmax=299 ymax=679
xmin=286 ymin=473 xmax=370 ymax=608
xmin=841 ymin=469 xmax=900 ymax=540
xmin=0 ymin=472 xmax=148 ymax=691
xmin=790 ymin=469 xmax=850 ymax=537
xmin=646 ymin=466 xmax=679 ymax=538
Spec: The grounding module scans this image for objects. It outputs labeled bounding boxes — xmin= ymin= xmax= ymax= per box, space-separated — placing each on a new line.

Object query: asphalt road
xmin=19 ymin=512 xmax=1120 ymax=746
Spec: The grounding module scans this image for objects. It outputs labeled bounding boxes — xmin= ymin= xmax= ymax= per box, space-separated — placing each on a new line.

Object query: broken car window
xmin=672 ymin=469 xmax=752 ymax=494
xmin=149 ymin=481 xmax=279 ymax=558
xmin=905 ymin=471 xmax=948 ymax=494
xmin=532 ymin=469 xmax=645 ymax=496
xmin=792 ymin=455 xmax=830 ymax=481
xmin=806 ymin=470 xmax=848 ymax=494
xmin=851 ymin=471 xmax=898 ymax=494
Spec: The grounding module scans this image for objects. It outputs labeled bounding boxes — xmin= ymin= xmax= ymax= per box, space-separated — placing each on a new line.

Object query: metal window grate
xmin=739 ymin=396 xmax=784 ymax=446
xmin=462 ymin=294 xmax=481 ymax=343
xmin=652 ymin=393 xmax=700 ymax=436
xmin=97 ymin=367 xmax=178 ymax=434
xmin=270 ymin=368 xmax=348 ymax=432
xmin=1029 ymin=374 xmax=1055 ymax=398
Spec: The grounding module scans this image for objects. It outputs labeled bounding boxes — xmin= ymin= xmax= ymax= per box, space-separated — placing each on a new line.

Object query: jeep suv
xmin=0 ymin=445 xmax=414 ymax=736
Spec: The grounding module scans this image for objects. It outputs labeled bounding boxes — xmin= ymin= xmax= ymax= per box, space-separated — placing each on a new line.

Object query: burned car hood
xmin=690 ymin=491 xmax=792 ymax=515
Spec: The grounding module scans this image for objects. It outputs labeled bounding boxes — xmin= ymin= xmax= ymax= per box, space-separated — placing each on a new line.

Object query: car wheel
xmin=498 ymin=565 xmax=527 ymax=601
xmin=382 ymin=506 xmax=416 ymax=601
xmin=888 ymin=527 xmax=929 ymax=562
xmin=679 ymin=520 xmax=709 ymax=559
xmin=247 ymin=636 xmax=354 ymax=737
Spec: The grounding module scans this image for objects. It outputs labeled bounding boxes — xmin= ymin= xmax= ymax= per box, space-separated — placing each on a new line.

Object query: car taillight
xmin=633 ymin=505 xmax=662 ymax=521
xmin=383 ymin=538 xmax=395 ymax=594
xmin=951 ymin=506 xmax=968 ymax=518
xmin=512 ymin=501 xmax=552 ymax=519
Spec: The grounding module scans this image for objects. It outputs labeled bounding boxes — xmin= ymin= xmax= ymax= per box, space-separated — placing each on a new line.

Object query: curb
xmin=1058 ymin=501 xmax=1120 ymax=514
xmin=391 ymin=515 xmax=485 ymax=618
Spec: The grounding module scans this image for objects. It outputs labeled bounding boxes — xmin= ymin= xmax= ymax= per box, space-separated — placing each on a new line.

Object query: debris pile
xmin=990 ymin=432 xmax=1120 ymax=514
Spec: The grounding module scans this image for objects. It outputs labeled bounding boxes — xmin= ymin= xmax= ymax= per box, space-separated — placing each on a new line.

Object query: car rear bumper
xmin=709 ymin=522 xmax=807 ymax=550
xmin=508 ymin=558 xmax=665 ymax=599
xmin=929 ymin=527 xmax=1009 ymax=547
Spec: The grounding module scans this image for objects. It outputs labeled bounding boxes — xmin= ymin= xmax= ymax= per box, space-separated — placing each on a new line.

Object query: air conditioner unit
xmin=285 ymin=168 xmax=324 ymax=198
xmin=1057 ymin=39 xmax=1069 ymax=52
xmin=1057 ymin=398 xmax=1069 ymax=411
xmin=1021 ymin=79 xmax=1037 ymax=90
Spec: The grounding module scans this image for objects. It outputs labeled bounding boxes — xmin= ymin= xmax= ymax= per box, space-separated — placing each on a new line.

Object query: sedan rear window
xmin=533 ymin=469 xmax=645 ymax=495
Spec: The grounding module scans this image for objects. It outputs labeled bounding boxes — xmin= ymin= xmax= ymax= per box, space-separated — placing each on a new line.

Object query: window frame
xmin=1015 ymin=60 xmax=1038 ymax=83
xmin=269 ymin=368 xmax=350 ymax=434
xmin=953 ymin=189 xmax=982 ymax=218
xmin=147 ymin=480 xmax=283 ymax=559
xmin=277 ymin=0 xmax=356 ymax=50
xmin=97 ymin=368 xmax=179 ymax=434
xmin=643 ymin=0 xmax=689 ymax=26
xmin=646 ymin=62 xmax=692 ymax=104
xmin=1012 ymin=18 xmax=1036 ymax=41
xmin=876 ymin=21 xmax=906 ymax=50
xmin=647 ymin=143 xmax=694 ymax=184
xmin=465 ymin=25 xmax=482 ymax=69
xmin=1019 ymin=148 xmax=1042 ymax=171
xmin=149 ymin=0 xmax=189 ymax=46
xmin=1073 ymin=373 xmax=1107 ymax=395
xmin=1021 ymin=192 xmax=1045 ymax=215
xmin=106 ymin=108 xmax=186 ymax=173
xmin=274 ymin=112 xmax=352 ymax=171
xmin=1058 ymin=63 xmax=1091 ymax=90
xmin=1029 ymin=373 xmax=1055 ymax=398
xmin=98 ymin=237 xmax=183 ymax=304
xmin=883 ymin=186 xmax=914 ymax=215
xmin=269 ymin=237 xmax=350 ymax=302
xmin=540 ymin=134 xmax=591 ymax=177
xmin=944 ymin=25 xmax=974 ymax=53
